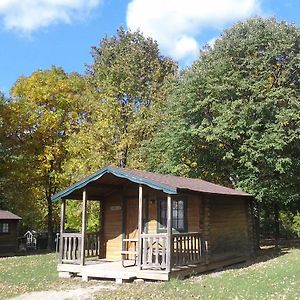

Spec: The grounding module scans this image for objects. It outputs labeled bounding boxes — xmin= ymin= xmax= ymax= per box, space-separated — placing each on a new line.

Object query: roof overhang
xmin=51 ymin=166 xmax=177 ymax=202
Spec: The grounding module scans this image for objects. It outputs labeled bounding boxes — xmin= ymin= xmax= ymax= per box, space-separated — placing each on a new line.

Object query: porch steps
xmin=82 ymin=264 xmax=137 ymax=281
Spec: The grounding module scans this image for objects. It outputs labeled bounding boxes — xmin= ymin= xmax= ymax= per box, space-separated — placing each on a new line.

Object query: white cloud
xmin=0 ymin=0 xmax=102 ymax=33
xmin=126 ymin=0 xmax=261 ymax=62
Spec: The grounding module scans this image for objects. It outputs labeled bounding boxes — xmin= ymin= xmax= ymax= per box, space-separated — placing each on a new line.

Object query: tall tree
xmin=148 ymin=18 xmax=300 ymax=240
xmin=0 ymin=92 xmax=8 ymax=209
xmin=65 ymin=27 xmax=177 ymax=180
xmin=2 ymin=67 xmax=85 ymax=248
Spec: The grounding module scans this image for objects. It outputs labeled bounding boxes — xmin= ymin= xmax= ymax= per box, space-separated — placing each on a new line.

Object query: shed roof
xmin=52 ymin=166 xmax=251 ymax=201
xmin=0 ymin=210 xmax=22 ymax=220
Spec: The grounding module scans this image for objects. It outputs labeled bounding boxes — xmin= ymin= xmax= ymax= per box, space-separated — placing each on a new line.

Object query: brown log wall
xmin=209 ymin=196 xmax=250 ymax=260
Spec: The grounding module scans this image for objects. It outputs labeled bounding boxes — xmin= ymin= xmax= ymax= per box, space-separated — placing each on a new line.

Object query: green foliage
xmin=278 ymin=211 xmax=296 ymax=238
xmin=148 ymin=18 xmax=300 ymax=212
xmin=0 ymin=92 xmax=8 ymax=208
xmin=292 ymin=213 xmax=300 ymax=237
xmin=2 ymin=67 xmax=86 ymax=241
xmin=65 ymin=201 xmax=100 ymax=232
xmin=64 ymin=27 xmax=177 ymax=182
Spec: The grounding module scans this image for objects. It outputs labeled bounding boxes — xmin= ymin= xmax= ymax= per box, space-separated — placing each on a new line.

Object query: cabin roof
xmin=52 ymin=166 xmax=251 ymax=201
xmin=0 ymin=210 xmax=22 ymax=220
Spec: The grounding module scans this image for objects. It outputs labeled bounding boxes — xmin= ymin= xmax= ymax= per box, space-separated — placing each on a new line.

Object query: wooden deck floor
xmin=58 ymin=259 xmax=170 ymax=282
xmin=57 ymin=255 xmax=248 ymax=283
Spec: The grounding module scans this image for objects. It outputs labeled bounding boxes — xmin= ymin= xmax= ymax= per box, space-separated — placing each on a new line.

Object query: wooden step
xmin=121 ymin=250 xmax=138 ymax=255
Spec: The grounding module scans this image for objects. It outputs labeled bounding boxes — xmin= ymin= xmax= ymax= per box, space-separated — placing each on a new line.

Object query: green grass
xmin=0 ymin=252 xmax=97 ymax=299
xmin=0 ymin=247 xmax=299 ymax=300
xmin=0 ymin=252 xmax=59 ymax=299
xmin=98 ymin=247 xmax=300 ymax=300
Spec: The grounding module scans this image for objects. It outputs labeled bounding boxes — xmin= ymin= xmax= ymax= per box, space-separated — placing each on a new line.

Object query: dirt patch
xmin=11 ymin=284 xmax=116 ymax=300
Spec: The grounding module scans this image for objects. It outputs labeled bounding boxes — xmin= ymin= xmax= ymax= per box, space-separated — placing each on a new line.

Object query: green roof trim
xmin=51 ymin=166 xmax=177 ymax=202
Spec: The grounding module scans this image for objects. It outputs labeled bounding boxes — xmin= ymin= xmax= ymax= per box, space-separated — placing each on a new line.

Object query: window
xmin=158 ymin=197 xmax=186 ymax=232
xmin=0 ymin=223 xmax=9 ymax=233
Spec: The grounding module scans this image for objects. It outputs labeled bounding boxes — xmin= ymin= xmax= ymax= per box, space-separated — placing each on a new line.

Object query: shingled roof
xmin=52 ymin=166 xmax=250 ymax=201
xmin=0 ymin=210 xmax=22 ymax=220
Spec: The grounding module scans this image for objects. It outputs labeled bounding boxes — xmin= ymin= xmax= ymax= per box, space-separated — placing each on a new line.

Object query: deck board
xmin=57 ymin=255 xmax=248 ymax=282
xmin=58 ymin=259 xmax=170 ymax=281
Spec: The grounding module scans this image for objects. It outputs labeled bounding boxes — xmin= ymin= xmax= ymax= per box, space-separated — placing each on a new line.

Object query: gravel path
xmin=11 ymin=284 xmax=115 ymax=300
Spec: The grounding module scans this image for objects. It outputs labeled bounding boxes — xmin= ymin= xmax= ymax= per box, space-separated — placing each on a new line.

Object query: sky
xmin=0 ymin=0 xmax=300 ymax=95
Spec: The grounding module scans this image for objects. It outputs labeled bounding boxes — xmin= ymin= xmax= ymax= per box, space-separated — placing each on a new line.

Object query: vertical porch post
xmin=80 ymin=188 xmax=87 ymax=266
xmin=166 ymin=194 xmax=172 ymax=272
xmin=59 ymin=199 xmax=66 ymax=263
xmin=137 ymin=184 xmax=143 ymax=269
xmin=204 ymin=196 xmax=210 ymax=265
xmin=98 ymin=200 xmax=105 ymax=258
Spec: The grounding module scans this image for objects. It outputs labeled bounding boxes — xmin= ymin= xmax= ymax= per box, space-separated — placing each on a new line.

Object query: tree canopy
xmin=2 ymin=20 xmax=300 ymax=243
xmin=147 ymin=18 xmax=300 ymax=232
xmin=64 ymin=27 xmax=177 ymax=183
xmin=1 ymin=66 xmax=85 ymax=247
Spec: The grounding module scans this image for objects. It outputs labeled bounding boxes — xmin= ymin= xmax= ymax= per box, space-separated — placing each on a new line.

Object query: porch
xmin=57 ymin=231 xmax=208 ymax=282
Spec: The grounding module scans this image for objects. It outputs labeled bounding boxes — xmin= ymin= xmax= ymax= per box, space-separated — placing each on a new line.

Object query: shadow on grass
xmin=186 ymin=241 xmax=300 ymax=280
xmin=206 ymin=242 xmax=299 ymax=276
xmin=15 ymin=249 xmax=56 ymax=257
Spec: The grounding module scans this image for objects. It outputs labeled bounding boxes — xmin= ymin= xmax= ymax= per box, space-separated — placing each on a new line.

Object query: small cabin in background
xmin=0 ymin=210 xmax=22 ymax=256
xmin=52 ymin=166 xmax=257 ymax=282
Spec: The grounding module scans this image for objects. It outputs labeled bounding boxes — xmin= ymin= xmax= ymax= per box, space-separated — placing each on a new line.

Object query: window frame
xmin=0 ymin=222 xmax=9 ymax=234
xmin=157 ymin=196 xmax=187 ymax=233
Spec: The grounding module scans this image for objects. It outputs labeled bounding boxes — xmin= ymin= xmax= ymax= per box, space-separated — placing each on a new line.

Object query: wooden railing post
xmin=80 ymin=189 xmax=87 ymax=266
xmin=166 ymin=194 xmax=172 ymax=272
xmin=59 ymin=199 xmax=66 ymax=263
xmin=138 ymin=184 xmax=143 ymax=269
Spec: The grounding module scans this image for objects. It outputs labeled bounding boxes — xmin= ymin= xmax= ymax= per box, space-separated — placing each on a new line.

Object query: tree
xmin=2 ymin=67 xmax=85 ymax=248
xmin=147 ymin=18 xmax=300 ymax=241
xmin=0 ymin=92 xmax=8 ymax=209
xmin=64 ymin=27 xmax=177 ymax=181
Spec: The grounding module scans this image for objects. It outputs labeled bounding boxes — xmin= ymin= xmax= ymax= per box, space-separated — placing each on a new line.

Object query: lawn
xmin=0 ymin=247 xmax=299 ymax=300
xmin=0 ymin=252 xmax=95 ymax=299
xmin=99 ymin=247 xmax=300 ymax=300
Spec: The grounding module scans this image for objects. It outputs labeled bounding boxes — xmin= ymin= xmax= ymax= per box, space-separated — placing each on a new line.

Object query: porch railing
xmin=59 ymin=232 xmax=100 ymax=264
xmin=172 ymin=232 xmax=204 ymax=267
xmin=60 ymin=232 xmax=81 ymax=264
xmin=141 ymin=233 xmax=168 ymax=269
xmin=85 ymin=232 xmax=101 ymax=258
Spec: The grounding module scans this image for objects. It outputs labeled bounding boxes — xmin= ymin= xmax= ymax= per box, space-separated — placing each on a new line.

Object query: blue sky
xmin=0 ymin=0 xmax=299 ymax=95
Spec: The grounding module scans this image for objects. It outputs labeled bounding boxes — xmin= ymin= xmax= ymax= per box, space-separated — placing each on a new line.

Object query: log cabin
xmin=52 ymin=166 xmax=257 ymax=282
xmin=0 ymin=210 xmax=22 ymax=256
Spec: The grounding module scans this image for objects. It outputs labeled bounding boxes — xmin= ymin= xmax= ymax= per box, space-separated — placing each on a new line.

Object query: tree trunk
xmin=119 ymin=145 xmax=128 ymax=168
xmin=274 ymin=203 xmax=280 ymax=249
xmin=46 ymin=195 xmax=55 ymax=250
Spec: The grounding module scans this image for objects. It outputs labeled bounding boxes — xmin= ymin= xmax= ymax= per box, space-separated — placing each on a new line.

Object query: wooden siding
xmin=209 ymin=196 xmax=249 ymax=260
xmin=0 ymin=220 xmax=18 ymax=255
xmin=187 ymin=194 xmax=202 ymax=232
xmin=101 ymin=189 xmax=251 ymax=262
